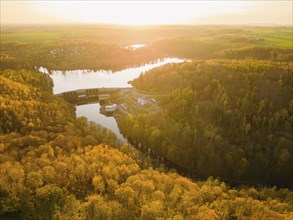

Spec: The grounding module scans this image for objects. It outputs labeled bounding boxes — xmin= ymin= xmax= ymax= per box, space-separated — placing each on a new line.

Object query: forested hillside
xmin=1 ymin=55 xmax=292 ymax=219
xmin=214 ymin=46 xmax=293 ymax=62
xmin=0 ymin=41 xmax=160 ymax=71
xmin=125 ymin=60 xmax=293 ymax=186
xmin=150 ymin=38 xmax=292 ymax=61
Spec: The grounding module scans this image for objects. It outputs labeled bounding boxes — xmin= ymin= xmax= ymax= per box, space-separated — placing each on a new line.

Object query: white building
xmin=78 ymin=94 xmax=87 ymax=100
xmin=138 ymin=98 xmax=147 ymax=106
xmin=105 ymin=104 xmax=117 ymax=112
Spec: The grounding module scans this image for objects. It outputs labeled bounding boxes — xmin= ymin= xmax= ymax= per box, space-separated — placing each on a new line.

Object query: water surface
xmin=40 ymin=58 xmax=186 ymax=141
xmin=39 ymin=58 xmax=185 ymax=94
xmin=76 ymin=103 xmax=127 ymax=142
xmin=123 ymin=44 xmax=145 ymax=50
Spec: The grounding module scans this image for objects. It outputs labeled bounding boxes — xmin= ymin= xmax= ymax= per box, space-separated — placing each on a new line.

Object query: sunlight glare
xmin=33 ymin=1 xmax=247 ymax=25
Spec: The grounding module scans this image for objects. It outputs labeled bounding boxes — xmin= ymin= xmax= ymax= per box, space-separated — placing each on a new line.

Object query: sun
xmin=2 ymin=1 xmax=291 ymax=25
xmin=33 ymin=1 xmax=245 ymax=25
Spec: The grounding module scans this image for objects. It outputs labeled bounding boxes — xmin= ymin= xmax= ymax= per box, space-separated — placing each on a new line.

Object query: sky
xmin=1 ymin=1 xmax=292 ymax=26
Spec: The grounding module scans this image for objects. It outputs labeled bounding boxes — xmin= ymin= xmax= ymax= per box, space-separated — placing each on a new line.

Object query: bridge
xmin=56 ymin=87 xmax=131 ymax=105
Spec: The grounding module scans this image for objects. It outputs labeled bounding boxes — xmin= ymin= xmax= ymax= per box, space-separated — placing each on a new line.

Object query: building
xmin=77 ymin=94 xmax=87 ymax=101
xmin=76 ymin=89 xmax=87 ymax=101
xmin=138 ymin=98 xmax=147 ymax=106
xmin=105 ymin=104 xmax=117 ymax=112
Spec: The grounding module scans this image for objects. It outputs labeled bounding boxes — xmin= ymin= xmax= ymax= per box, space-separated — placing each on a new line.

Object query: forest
xmin=125 ymin=60 xmax=293 ymax=187
xmin=0 ymin=25 xmax=293 ymax=219
xmin=0 ymin=42 xmax=160 ymax=71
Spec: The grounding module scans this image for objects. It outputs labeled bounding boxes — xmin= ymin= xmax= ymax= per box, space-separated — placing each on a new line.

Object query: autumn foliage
xmin=0 ymin=48 xmax=292 ymax=219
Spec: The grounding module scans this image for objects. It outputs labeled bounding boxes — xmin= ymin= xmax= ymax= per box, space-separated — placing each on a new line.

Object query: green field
xmin=193 ymin=27 xmax=292 ymax=48
xmin=245 ymin=27 xmax=292 ymax=48
xmin=1 ymin=32 xmax=62 ymax=42
xmin=1 ymin=25 xmax=292 ymax=48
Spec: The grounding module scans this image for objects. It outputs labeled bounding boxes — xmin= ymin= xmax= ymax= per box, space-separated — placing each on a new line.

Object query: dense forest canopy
xmin=1 ymin=67 xmax=292 ymax=219
xmin=0 ymin=25 xmax=293 ymax=219
xmin=126 ymin=60 xmax=293 ymax=186
xmin=0 ymin=42 xmax=161 ymax=71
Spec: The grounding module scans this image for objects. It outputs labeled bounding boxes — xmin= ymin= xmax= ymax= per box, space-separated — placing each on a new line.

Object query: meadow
xmin=1 ymin=25 xmax=292 ymax=48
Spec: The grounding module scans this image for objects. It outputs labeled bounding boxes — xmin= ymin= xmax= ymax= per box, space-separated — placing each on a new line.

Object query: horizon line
xmin=1 ymin=22 xmax=292 ymax=27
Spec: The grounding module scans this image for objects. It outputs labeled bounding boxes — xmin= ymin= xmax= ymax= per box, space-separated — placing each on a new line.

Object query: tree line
xmin=0 ymin=41 xmax=161 ymax=71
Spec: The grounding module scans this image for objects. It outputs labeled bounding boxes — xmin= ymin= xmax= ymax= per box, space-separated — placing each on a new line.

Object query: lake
xmin=39 ymin=58 xmax=186 ymax=141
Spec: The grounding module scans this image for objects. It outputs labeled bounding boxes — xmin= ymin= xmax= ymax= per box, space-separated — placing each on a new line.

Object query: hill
xmin=125 ymin=60 xmax=293 ymax=186
xmin=1 ymin=54 xmax=292 ymax=219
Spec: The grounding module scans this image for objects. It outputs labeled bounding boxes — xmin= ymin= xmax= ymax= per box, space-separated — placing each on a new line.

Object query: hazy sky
xmin=1 ymin=1 xmax=292 ymax=25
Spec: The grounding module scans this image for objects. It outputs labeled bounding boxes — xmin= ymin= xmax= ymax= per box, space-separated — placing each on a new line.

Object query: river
xmin=39 ymin=58 xmax=185 ymax=141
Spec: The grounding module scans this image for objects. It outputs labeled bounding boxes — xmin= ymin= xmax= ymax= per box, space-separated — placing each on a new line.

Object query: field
xmin=0 ymin=24 xmax=200 ymax=45
xmin=0 ymin=32 xmax=62 ymax=42
xmin=1 ymin=25 xmax=292 ymax=48
xmin=242 ymin=27 xmax=292 ymax=47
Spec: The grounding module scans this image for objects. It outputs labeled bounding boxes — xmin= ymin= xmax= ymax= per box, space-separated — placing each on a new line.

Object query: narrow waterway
xmin=76 ymin=103 xmax=127 ymax=142
xmin=39 ymin=58 xmax=186 ymax=141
